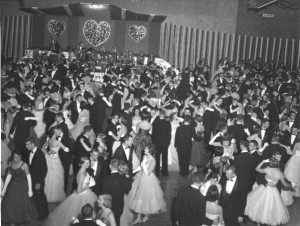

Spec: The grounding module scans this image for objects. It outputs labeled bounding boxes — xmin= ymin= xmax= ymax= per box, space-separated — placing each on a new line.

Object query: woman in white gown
xmin=244 ymin=158 xmax=290 ymax=226
xmin=32 ymin=92 xmax=46 ymax=140
xmin=128 ymin=144 xmax=166 ymax=224
xmin=42 ymin=128 xmax=66 ymax=203
xmin=284 ymin=140 xmax=300 ymax=197
xmin=70 ymin=102 xmax=90 ymax=141
xmin=205 ymin=185 xmax=225 ymax=226
xmin=168 ymin=113 xmax=181 ymax=165
xmin=44 ymin=157 xmax=97 ymax=226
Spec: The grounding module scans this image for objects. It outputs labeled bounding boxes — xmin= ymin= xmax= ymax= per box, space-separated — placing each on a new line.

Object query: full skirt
xmin=44 ymin=155 xmax=66 ymax=203
xmin=43 ymin=189 xmax=97 ymax=226
xmin=284 ymin=154 xmax=300 ymax=197
xmin=128 ymin=171 xmax=166 ymax=215
xmin=1 ymin=180 xmax=33 ymax=224
xmin=244 ymin=185 xmax=290 ymax=226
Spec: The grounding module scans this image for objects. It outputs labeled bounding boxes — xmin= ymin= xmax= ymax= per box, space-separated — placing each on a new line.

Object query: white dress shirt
xmin=91 ymin=159 xmax=98 ymax=176
xmin=29 ymin=147 xmax=37 ymax=165
xmin=226 ymin=176 xmax=237 ymax=194
xmin=261 ymin=129 xmax=266 ymax=140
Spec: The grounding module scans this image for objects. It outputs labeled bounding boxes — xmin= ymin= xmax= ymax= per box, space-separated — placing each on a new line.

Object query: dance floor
xmin=4 ymin=170 xmax=300 ymax=226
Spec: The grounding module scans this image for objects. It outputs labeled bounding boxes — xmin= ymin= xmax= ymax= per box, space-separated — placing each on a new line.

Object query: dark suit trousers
xmin=222 ymin=203 xmax=239 ymax=226
xmin=177 ymin=148 xmax=191 ymax=176
xmin=114 ymin=214 xmax=121 ymax=226
xmin=60 ymin=152 xmax=71 ymax=192
xmin=155 ymin=146 xmax=168 ymax=176
xmin=32 ymin=185 xmax=49 ymax=218
xmin=15 ymin=138 xmax=26 ymax=156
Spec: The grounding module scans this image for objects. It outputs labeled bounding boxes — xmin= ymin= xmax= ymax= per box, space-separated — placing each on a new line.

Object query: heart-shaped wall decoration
xmin=83 ymin=20 xmax=111 ymax=47
xmin=48 ymin=20 xmax=66 ymax=37
xmin=129 ymin=25 xmax=147 ymax=43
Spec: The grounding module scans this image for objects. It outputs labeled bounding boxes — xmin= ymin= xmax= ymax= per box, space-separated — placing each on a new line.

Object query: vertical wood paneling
xmin=201 ymin=30 xmax=208 ymax=59
xmin=206 ymin=31 xmax=213 ymax=70
xmin=259 ymin=37 xmax=264 ymax=58
xmin=224 ymin=33 xmax=229 ymax=58
xmin=265 ymin=37 xmax=269 ymax=63
xmin=211 ymin=31 xmax=219 ymax=73
xmin=236 ymin=35 xmax=241 ymax=65
xmin=297 ymin=40 xmax=300 ymax=69
xmin=271 ymin=38 xmax=276 ymax=60
xmin=276 ymin=38 xmax=282 ymax=67
xmin=284 ymin=39 xmax=288 ymax=65
xmin=242 ymin=36 xmax=247 ymax=60
xmin=248 ymin=36 xmax=253 ymax=59
xmin=218 ymin=32 xmax=224 ymax=61
xmin=254 ymin=37 xmax=259 ymax=60
xmin=291 ymin=39 xmax=295 ymax=70
xmin=185 ymin=27 xmax=192 ymax=68
xmin=229 ymin=34 xmax=235 ymax=62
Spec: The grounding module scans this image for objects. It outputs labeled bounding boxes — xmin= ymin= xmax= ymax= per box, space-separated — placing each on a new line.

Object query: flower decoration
xmin=48 ymin=20 xmax=66 ymax=37
xmin=129 ymin=25 xmax=147 ymax=43
xmin=83 ymin=20 xmax=111 ymax=47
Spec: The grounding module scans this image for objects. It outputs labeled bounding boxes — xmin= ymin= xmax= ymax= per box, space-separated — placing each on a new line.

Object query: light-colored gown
xmin=32 ymin=102 xmax=46 ymax=139
xmin=128 ymin=155 xmax=166 ymax=215
xmin=44 ymin=146 xmax=66 ymax=203
xmin=44 ymin=173 xmax=97 ymax=226
xmin=168 ymin=118 xmax=180 ymax=165
xmin=244 ymin=167 xmax=290 ymax=226
xmin=70 ymin=109 xmax=90 ymax=141
xmin=284 ymin=149 xmax=300 ymax=197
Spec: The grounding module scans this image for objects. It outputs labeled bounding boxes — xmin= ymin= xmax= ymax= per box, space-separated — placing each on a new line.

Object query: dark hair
xmin=121 ymin=135 xmax=132 ymax=144
xmin=240 ymin=140 xmax=249 ymax=149
xmin=146 ymin=143 xmax=156 ymax=155
xmin=81 ymin=204 xmax=93 ymax=218
xmin=83 ymin=125 xmax=92 ymax=134
xmin=110 ymin=159 xmax=119 ymax=169
xmin=269 ymin=157 xmax=280 ymax=168
xmin=25 ymin=136 xmax=36 ymax=145
xmin=226 ymin=165 xmax=236 ymax=174
xmin=80 ymin=101 xmax=89 ymax=110
xmin=118 ymin=161 xmax=128 ymax=175
xmin=78 ymin=157 xmax=89 ymax=167
xmin=56 ymin=112 xmax=64 ymax=119
xmin=48 ymin=127 xmax=56 ymax=138
xmin=192 ymin=172 xmax=204 ymax=184
xmin=141 ymin=110 xmax=150 ymax=121
xmin=206 ymin=185 xmax=220 ymax=202
xmin=206 ymin=172 xmax=219 ymax=182
xmin=249 ymin=139 xmax=258 ymax=147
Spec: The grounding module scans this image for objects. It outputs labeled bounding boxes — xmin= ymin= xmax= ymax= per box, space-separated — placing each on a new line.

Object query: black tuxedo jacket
xmin=220 ymin=177 xmax=244 ymax=225
xmin=175 ymin=124 xmax=201 ymax=151
xmin=174 ymin=186 xmax=213 ymax=226
xmin=233 ymin=152 xmax=257 ymax=190
xmin=216 ymin=78 xmax=227 ymax=88
xmin=112 ymin=145 xmax=133 ymax=176
xmin=89 ymin=157 xmax=108 ymax=195
xmin=73 ymin=135 xmax=91 ymax=160
xmin=9 ymin=110 xmax=37 ymax=140
xmin=281 ymin=131 xmax=298 ymax=150
xmin=58 ymin=123 xmax=73 ymax=158
xmin=72 ymin=219 xmax=98 ymax=226
xmin=253 ymin=106 xmax=265 ymax=121
xmin=89 ymin=103 xmax=98 ymax=133
xmin=228 ymin=124 xmax=247 ymax=147
xmin=106 ymin=122 xmax=118 ymax=150
xmin=24 ymin=148 xmax=47 ymax=187
xmin=33 ymin=74 xmax=45 ymax=91
xmin=119 ymin=111 xmax=132 ymax=132
xmin=67 ymin=101 xmax=80 ymax=125
xmin=101 ymin=172 xmax=132 ymax=217
xmin=152 ymin=118 xmax=172 ymax=147
xmin=43 ymin=108 xmax=57 ymax=133
xmin=258 ymin=128 xmax=272 ymax=145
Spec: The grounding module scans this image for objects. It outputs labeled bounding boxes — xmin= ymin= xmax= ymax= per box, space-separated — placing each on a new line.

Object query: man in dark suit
xmin=202 ymin=102 xmax=215 ymax=146
xmin=119 ymin=103 xmax=132 ymax=132
xmin=73 ymin=126 xmax=93 ymax=176
xmin=101 ymin=159 xmax=132 ymax=226
xmin=94 ymin=88 xmax=112 ymax=134
xmin=24 ymin=137 xmax=49 ymax=220
xmin=112 ymin=135 xmax=134 ymax=176
xmin=68 ymin=94 xmax=83 ymax=125
xmin=55 ymin=121 xmax=72 ymax=192
xmin=258 ymin=119 xmax=272 ymax=145
xmin=72 ymin=204 xmax=98 ymax=226
xmin=228 ymin=115 xmax=248 ymax=153
xmin=220 ymin=166 xmax=244 ymax=226
xmin=9 ymin=103 xmax=37 ymax=156
xmin=89 ymin=149 xmax=108 ymax=195
xmin=87 ymin=95 xmax=98 ymax=134
xmin=233 ymin=140 xmax=257 ymax=216
xmin=175 ymin=115 xmax=201 ymax=177
xmin=106 ymin=113 xmax=119 ymax=157
xmin=174 ymin=172 xmax=213 ymax=226
xmin=32 ymin=68 xmax=45 ymax=91
xmin=43 ymin=100 xmax=60 ymax=134
xmin=152 ymin=110 xmax=171 ymax=177
xmin=253 ymin=100 xmax=267 ymax=122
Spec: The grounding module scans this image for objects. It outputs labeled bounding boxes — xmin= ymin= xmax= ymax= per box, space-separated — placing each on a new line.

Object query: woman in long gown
xmin=205 ymin=185 xmax=225 ymax=226
xmin=128 ymin=144 xmax=166 ymax=224
xmin=1 ymin=151 xmax=33 ymax=225
xmin=167 ymin=113 xmax=181 ymax=165
xmin=42 ymin=128 xmax=66 ymax=203
xmin=244 ymin=158 xmax=290 ymax=226
xmin=32 ymin=92 xmax=46 ymax=140
xmin=190 ymin=115 xmax=206 ymax=172
xmin=284 ymin=140 xmax=300 ymax=197
xmin=70 ymin=101 xmax=91 ymax=141
xmin=44 ymin=157 xmax=97 ymax=226
xmin=132 ymin=111 xmax=152 ymax=161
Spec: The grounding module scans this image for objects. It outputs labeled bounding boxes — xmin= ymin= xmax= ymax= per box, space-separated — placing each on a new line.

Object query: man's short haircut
xmin=81 ymin=204 xmax=93 ymax=218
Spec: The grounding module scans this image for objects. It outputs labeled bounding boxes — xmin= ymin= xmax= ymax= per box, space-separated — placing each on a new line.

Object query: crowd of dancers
xmin=1 ymin=41 xmax=300 ymax=226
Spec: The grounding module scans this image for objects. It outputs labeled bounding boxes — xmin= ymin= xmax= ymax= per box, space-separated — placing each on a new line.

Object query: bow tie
xmin=261 ymin=129 xmax=266 ymax=131
xmin=30 ymin=151 xmax=34 ymax=154
xmin=290 ymin=120 xmax=295 ymax=122
xmin=57 ymin=136 xmax=62 ymax=139
xmin=227 ymin=179 xmax=233 ymax=182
